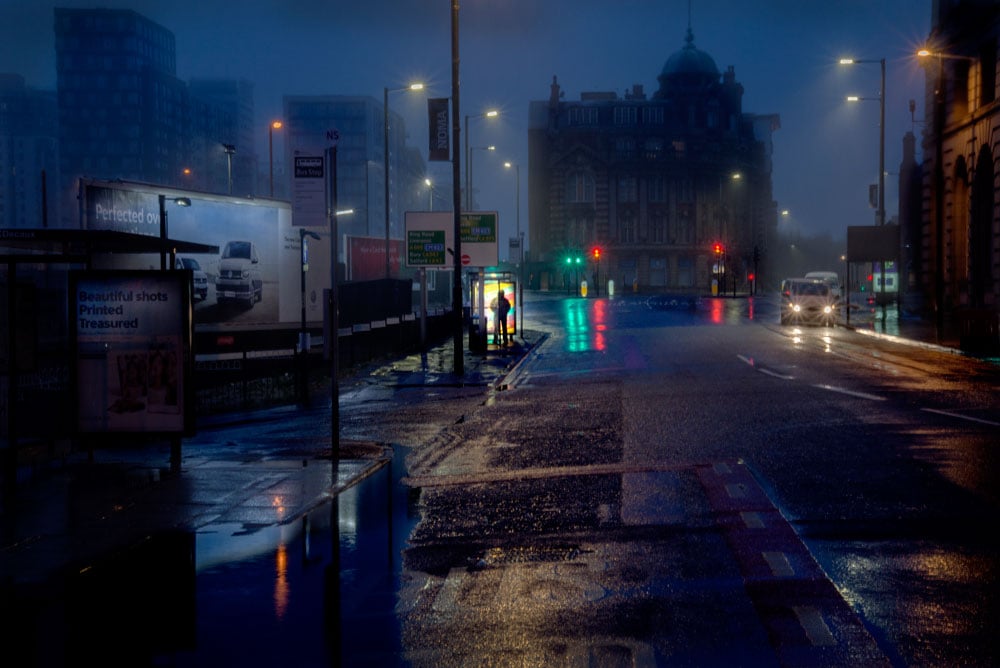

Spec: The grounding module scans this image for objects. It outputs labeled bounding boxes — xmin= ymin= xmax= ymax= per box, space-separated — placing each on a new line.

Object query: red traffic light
xmin=591 ymin=246 xmax=601 ymax=260
xmin=747 ymin=272 xmax=755 ymax=281
xmin=712 ymin=242 xmax=723 ymax=255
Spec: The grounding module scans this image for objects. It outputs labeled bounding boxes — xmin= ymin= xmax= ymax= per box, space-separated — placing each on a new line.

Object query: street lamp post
xmin=840 ymin=58 xmax=886 ymax=226
xmin=298 ymin=228 xmax=321 ymax=406
xmin=504 ymin=161 xmax=523 ymax=337
xmin=464 ymin=110 xmax=499 ymax=210
xmin=269 ymin=120 xmax=282 ymax=197
xmin=383 ymin=83 xmax=424 ymax=279
xmin=222 ymin=143 xmax=236 ymax=195
xmin=468 ymin=145 xmax=495 ymax=210
xmin=425 ymin=178 xmax=434 ymax=211
xmin=842 ymin=56 xmax=887 ymax=312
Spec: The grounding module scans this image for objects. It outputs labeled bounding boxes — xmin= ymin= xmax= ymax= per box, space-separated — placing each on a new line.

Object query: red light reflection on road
xmin=562 ymin=298 xmax=607 ymax=351
xmin=709 ymin=298 xmax=724 ymax=324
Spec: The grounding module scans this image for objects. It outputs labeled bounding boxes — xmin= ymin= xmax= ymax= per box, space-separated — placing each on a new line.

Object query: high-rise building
xmin=0 ymin=74 xmax=59 ymax=228
xmin=54 ymin=8 xmax=187 ymax=226
xmin=282 ymin=95 xmax=427 ymax=248
xmin=189 ymin=79 xmax=256 ymax=196
xmin=52 ymin=8 xmax=257 ymax=228
xmin=528 ymin=29 xmax=779 ymax=293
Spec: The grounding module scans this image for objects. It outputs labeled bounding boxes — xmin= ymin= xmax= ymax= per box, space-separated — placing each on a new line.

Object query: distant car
xmin=780 ymin=277 xmax=837 ymax=326
xmin=217 ymin=240 xmax=263 ymax=307
xmin=804 ymin=271 xmax=842 ymax=302
xmin=175 ymin=256 xmax=208 ymax=301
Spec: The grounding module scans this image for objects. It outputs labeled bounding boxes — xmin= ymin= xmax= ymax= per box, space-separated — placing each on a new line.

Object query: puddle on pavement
xmin=18 ymin=445 xmax=419 ymax=667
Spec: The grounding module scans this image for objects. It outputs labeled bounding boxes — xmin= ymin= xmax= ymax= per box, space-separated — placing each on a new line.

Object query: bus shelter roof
xmin=0 ymin=228 xmax=218 ymax=264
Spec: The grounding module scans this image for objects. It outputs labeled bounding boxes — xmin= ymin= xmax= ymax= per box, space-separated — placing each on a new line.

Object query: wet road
xmin=6 ymin=292 xmax=997 ymax=666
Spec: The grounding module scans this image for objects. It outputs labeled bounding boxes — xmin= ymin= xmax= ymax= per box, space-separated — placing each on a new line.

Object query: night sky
xmin=1 ymin=0 xmax=932 ymax=248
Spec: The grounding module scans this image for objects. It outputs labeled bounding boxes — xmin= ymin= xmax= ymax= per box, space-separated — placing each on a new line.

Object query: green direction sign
xmin=460 ymin=212 xmax=497 ymax=243
xmin=407 ymin=229 xmax=447 ymax=266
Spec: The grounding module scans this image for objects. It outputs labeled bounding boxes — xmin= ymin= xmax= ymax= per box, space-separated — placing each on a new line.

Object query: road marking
xmin=741 ymin=511 xmax=765 ymax=529
xmin=737 ymin=354 xmax=794 ymax=380
xmin=813 ymin=384 xmax=886 ymax=401
xmin=922 ymin=408 xmax=1000 ymax=426
xmin=762 ymin=551 xmax=795 ymax=577
xmin=793 ymin=606 xmax=837 ymax=646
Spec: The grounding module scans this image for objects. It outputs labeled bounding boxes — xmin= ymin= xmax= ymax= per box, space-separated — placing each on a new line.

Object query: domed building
xmin=527 ymin=29 xmax=779 ymax=294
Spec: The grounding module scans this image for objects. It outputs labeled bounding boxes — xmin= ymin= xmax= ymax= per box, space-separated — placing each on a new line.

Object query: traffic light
xmin=592 ymin=246 xmax=601 ymax=261
xmin=713 ymin=242 xmax=723 ymax=255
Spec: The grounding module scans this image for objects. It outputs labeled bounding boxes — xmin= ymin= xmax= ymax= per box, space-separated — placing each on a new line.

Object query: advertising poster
xmin=72 ymin=270 xmax=193 ymax=435
xmin=483 ymin=279 xmax=516 ymax=344
xmin=81 ymin=180 xmax=313 ymax=329
xmin=346 ymin=236 xmax=403 ymax=281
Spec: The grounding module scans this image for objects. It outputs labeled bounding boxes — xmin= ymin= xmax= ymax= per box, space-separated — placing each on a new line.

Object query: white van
xmin=781 ymin=278 xmax=837 ymax=326
xmin=804 ymin=271 xmax=842 ymax=302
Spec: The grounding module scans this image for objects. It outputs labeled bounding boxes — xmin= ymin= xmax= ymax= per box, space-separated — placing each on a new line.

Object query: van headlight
xmin=792 ymin=304 xmax=801 ymax=313
xmin=823 ymin=305 xmax=832 ymax=314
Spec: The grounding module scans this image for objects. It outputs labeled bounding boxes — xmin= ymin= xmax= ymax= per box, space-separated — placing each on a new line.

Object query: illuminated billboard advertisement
xmin=71 ymin=270 xmax=194 ymax=435
xmin=80 ymin=179 xmax=319 ymax=330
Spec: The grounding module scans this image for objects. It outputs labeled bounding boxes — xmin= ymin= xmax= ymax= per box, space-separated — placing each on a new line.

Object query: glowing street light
xmin=839 ymin=57 xmax=886 ymax=226
xmin=269 ymin=120 xmax=283 ymax=197
xmin=383 ymin=82 xmax=424 ymax=279
xmin=464 ymin=109 xmax=499 ymax=210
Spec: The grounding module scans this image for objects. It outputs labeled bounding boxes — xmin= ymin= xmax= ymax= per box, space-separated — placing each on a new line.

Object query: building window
xmin=615 ymin=137 xmax=635 ymax=160
xmin=649 ymin=258 xmax=667 ymax=286
xmin=566 ymin=217 xmax=591 ymax=246
xmin=568 ymin=107 xmax=598 ymax=125
xmin=618 ymin=175 xmax=637 ymax=202
xmin=648 ymin=176 xmax=666 ymax=202
xmin=614 ymin=106 xmax=637 ymax=125
xmin=649 ymin=214 xmax=667 ymax=243
xmin=566 ymin=172 xmax=595 ymax=203
xmin=618 ymin=212 xmax=636 ymax=243
xmin=677 ymin=179 xmax=694 ymax=203
xmin=643 ymin=137 xmax=663 ymax=161
xmin=677 ymin=256 xmax=694 ymax=287
xmin=642 ymin=106 xmax=664 ymax=125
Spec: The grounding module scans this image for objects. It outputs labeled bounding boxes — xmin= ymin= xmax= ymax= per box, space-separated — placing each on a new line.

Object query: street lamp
xmin=464 ymin=109 xmax=499 ymax=210
xmin=840 ymin=57 xmax=886 ymax=226
xmin=424 ymin=178 xmax=435 ymax=211
xmin=383 ymin=82 xmax=424 ymax=279
xmin=468 ymin=145 xmax=495 ymax=210
xmin=269 ymin=120 xmax=282 ymax=197
xmin=504 ymin=160 xmax=522 ymax=336
xmin=221 ymin=143 xmax=236 ymax=195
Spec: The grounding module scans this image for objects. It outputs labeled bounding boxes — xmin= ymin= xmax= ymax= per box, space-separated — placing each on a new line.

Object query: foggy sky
xmin=1 ymin=0 xmax=931 ymax=251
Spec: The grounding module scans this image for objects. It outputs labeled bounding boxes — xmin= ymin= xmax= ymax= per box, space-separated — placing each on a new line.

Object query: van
xmin=804 ymin=271 xmax=842 ymax=302
xmin=217 ymin=240 xmax=262 ymax=307
xmin=780 ymin=277 xmax=837 ymax=326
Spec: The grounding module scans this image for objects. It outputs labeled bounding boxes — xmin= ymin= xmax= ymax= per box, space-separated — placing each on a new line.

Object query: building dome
xmin=658 ymin=28 xmax=719 ymax=86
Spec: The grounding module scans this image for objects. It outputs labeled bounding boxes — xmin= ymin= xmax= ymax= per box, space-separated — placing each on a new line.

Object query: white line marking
xmin=793 ymin=606 xmax=837 ymax=646
xmin=738 ymin=354 xmax=794 ymax=380
xmin=741 ymin=511 xmax=765 ymax=529
xmin=813 ymin=384 xmax=885 ymax=401
xmin=763 ymin=551 xmax=795 ymax=577
xmin=922 ymin=408 xmax=1000 ymax=427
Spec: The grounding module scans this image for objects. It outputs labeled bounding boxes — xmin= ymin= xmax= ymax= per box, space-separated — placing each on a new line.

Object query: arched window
xmin=566 ymin=172 xmax=595 ymax=203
